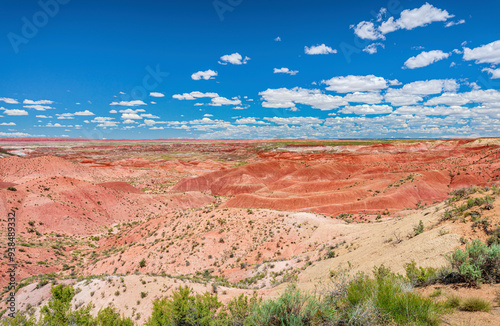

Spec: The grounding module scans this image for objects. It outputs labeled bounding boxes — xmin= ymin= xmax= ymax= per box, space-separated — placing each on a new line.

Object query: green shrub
xmin=225 ymin=293 xmax=257 ymax=326
xmin=0 ymin=284 xmax=137 ymax=326
xmin=429 ymin=288 xmax=442 ymax=297
xmin=96 ymin=305 xmax=135 ymax=326
xmin=0 ymin=313 xmax=36 ymax=325
xmin=39 ymin=284 xmax=95 ymax=326
xmin=246 ymin=284 xmax=336 ymax=326
xmin=4 ymin=272 xmax=449 ymax=326
xmin=441 ymin=209 xmax=454 ymax=221
xmin=379 ymin=290 xmax=441 ymax=326
xmin=414 ymin=220 xmax=424 ymax=236
xmin=446 ymin=239 xmax=500 ymax=285
xmin=443 ymin=295 xmax=461 ymax=309
xmin=146 ymin=286 xmax=223 ymax=326
xmin=36 ymin=279 xmax=50 ymax=289
xmin=404 ymin=260 xmax=437 ymax=287
xmin=448 ymin=187 xmax=473 ymax=202
xmin=460 ymin=297 xmax=491 ymax=312
xmin=343 ymin=269 xmax=442 ymax=326
xmin=487 ymin=227 xmax=500 ymax=246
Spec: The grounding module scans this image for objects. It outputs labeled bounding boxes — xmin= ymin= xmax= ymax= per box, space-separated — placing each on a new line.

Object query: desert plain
xmin=1 ymin=138 xmax=500 ymax=324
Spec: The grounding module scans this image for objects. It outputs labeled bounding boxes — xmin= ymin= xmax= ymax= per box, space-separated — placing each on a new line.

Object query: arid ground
xmin=1 ymin=138 xmax=500 ymax=324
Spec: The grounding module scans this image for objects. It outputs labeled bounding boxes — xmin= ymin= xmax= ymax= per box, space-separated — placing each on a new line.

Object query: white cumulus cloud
xmin=0 ymin=132 xmax=39 ymax=137
xmin=363 ymin=43 xmax=384 ymax=54
xmin=150 ymin=92 xmax=165 ymax=97
xmin=445 ymin=19 xmax=465 ymax=27
xmin=74 ymin=110 xmax=95 ymax=116
xmin=273 ymin=67 xmax=299 ymax=75
xmin=483 ymin=68 xmax=500 ymax=79
xmin=391 ymin=3 xmax=453 ymax=30
xmin=218 ymin=53 xmax=250 ymax=65
xmin=463 ymin=40 xmax=500 ymax=64
xmin=56 ymin=113 xmax=75 ymax=120
xmin=352 ymin=21 xmax=384 ymax=40
xmin=191 ymin=70 xmax=218 ymax=80
xmin=92 ymin=117 xmax=118 ymax=127
xmin=322 ymin=75 xmax=395 ymax=93
xmin=0 ymin=97 xmax=19 ymax=104
xmin=384 ymin=79 xmax=458 ymax=106
xmin=119 ymin=108 xmax=145 ymax=114
xmin=24 ymin=99 xmax=54 ymax=105
xmin=384 ymin=89 xmax=423 ymax=106
xmin=110 ymin=100 xmax=147 ymax=106
xmin=401 ymin=79 xmax=459 ymax=95
xmin=304 ymin=44 xmax=337 ymax=55
xmin=209 ymin=97 xmax=242 ymax=106
xmin=191 ymin=69 xmax=218 ymax=80
xmin=340 ymin=104 xmax=393 ymax=115
xmin=264 ymin=117 xmax=323 ymax=125
xmin=2 ymin=108 xmax=28 ymax=116
xmin=235 ymin=117 xmax=268 ymax=125
xmin=344 ymin=92 xmax=384 ymax=104
xmin=425 ymin=92 xmax=471 ymax=106
xmin=259 ymin=87 xmax=347 ymax=111
xmin=353 ymin=3 xmax=454 ymax=40
xmin=404 ymin=50 xmax=450 ymax=69
xmin=173 ymin=91 xmax=219 ymax=100
xmin=23 ymin=105 xmax=53 ymax=111
xmin=141 ymin=113 xmax=160 ymax=119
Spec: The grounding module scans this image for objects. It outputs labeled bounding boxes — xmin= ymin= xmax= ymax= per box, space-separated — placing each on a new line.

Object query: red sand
xmin=172 ymin=142 xmax=499 ymax=216
xmin=0 ymin=182 xmax=17 ymax=189
xmin=97 ymin=182 xmax=143 ymax=194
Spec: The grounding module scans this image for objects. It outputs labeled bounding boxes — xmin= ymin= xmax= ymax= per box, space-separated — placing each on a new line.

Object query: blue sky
xmin=1 ymin=0 xmax=500 ymax=139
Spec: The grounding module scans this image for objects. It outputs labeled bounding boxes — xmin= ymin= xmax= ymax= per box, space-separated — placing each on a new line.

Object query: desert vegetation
xmin=5 ymin=254 xmax=499 ymax=326
xmin=1 ymin=139 xmax=500 ymax=324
